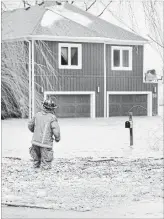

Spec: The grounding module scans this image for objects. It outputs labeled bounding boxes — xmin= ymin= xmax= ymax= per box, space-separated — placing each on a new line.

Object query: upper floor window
xmin=111 ymin=46 xmax=132 ymax=70
xmin=59 ymin=43 xmax=82 ymax=69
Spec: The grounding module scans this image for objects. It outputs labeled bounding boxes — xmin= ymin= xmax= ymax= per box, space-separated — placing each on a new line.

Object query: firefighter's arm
xmin=28 ymin=117 xmax=35 ymax=133
xmin=51 ymin=119 xmax=61 ymax=142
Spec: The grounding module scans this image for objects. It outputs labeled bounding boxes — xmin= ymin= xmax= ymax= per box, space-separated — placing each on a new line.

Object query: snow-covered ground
xmin=2 ymin=156 xmax=163 ymax=218
xmin=2 ymin=107 xmax=163 ymax=160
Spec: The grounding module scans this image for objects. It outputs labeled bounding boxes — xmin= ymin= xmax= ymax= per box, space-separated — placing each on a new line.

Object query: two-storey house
xmin=2 ymin=1 xmax=158 ymax=118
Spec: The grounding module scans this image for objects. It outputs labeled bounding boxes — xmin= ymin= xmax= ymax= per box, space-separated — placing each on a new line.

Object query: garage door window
xmin=59 ymin=43 xmax=82 ymax=69
xmin=112 ymin=46 xmax=132 ymax=70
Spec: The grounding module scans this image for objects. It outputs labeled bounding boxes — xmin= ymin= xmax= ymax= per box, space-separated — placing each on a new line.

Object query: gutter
xmin=2 ymin=35 xmax=148 ymax=45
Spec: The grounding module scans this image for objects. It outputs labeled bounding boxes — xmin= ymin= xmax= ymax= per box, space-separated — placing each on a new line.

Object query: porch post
xmin=31 ymin=39 xmax=35 ymax=117
xmin=104 ymin=42 xmax=107 ymax=117
xmin=28 ymin=40 xmax=32 ymax=119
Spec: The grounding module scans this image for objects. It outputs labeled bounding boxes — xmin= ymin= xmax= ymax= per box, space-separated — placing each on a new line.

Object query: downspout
xmin=25 ymin=39 xmax=32 ymax=119
xmin=31 ymin=39 xmax=35 ymax=117
xmin=104 ymin=42 xmax=107 ymax=117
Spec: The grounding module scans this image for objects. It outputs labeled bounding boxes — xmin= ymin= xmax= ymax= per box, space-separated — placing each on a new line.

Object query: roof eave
xmin=30 ymin=35 xmax=148 ymax=45
xmin=2 ymin=35 xmax=148 ymax=45
xmin=2 ymin=36 xmax=29 ymax=42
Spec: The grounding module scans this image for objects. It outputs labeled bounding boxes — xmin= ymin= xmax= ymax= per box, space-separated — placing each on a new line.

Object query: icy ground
xmin=2 ymin=157 xmax=163 ymax=218
xmin=1 ymin=108 xmax=164 ymax=218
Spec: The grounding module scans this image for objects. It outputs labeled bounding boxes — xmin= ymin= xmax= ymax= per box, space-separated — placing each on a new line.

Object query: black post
xmin=129 ymin=112 xmax=133 ymax=146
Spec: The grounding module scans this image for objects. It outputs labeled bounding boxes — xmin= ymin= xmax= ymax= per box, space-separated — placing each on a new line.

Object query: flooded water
xmin=2 ymin=114 xmax=163 ymax=160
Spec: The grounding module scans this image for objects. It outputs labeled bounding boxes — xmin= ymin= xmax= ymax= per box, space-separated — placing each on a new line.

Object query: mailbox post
xmin=125 ymin=112 xmax=133 ymax=146
xmin=129 ymin=112 xmax=133 ymax=146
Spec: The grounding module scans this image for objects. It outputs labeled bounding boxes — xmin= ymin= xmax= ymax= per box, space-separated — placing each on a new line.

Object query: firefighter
xmin=28 ymin=99 xmax=60 ymax=170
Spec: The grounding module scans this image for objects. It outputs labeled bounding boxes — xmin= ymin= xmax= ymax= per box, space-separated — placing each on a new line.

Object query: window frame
xmin=58 ymin=43 xmax=82 ymax=69
xmin=111 ymin=46 xmax=132 ymax=71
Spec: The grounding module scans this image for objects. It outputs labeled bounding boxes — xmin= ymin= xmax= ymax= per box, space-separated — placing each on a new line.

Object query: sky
xmin=1 ymin=0 xmax=163 ymax=76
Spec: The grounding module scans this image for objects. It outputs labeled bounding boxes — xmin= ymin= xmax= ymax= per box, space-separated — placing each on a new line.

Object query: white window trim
xmin=106 ymin=91 xmax=152 ymax=117
xmin=111 ymin=46 xmax=132 ymax=71
xmin=58 ymin=43 xmax=82 ymax=69
xmin=44 ymin=91 xmax=95 ymax=118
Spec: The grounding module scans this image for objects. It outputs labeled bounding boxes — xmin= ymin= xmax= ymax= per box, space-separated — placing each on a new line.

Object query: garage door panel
xmin=133 ymin=105 xmax=147 ymax=115
xmin=75 ymin=112 xmax=90 ymax=117
xmin=134 ymin=95 xmax=147 ymax=102
xmin=109 ymin=95 xmax=122 ymax=103
xmin=56 ymin=112 xmax=76 ymax=118
xmin=76 ymin=104 xmax=90 ymax=114
xmin=122 ymin=104 xmax=134 ymax=116
xmin=57 ymin=105 xmax=75 ymax=113
xmin=48 ymin=94 xmax=90 ymax=118
xmin=55 ymin=95 xmax=76 ymax=104
xmin=75 ymin=96 xmax=90 ymax=103
xmin=109 ymin=94 xmax=147 ymax=116
xmin=122 ymin=95 xmax=134 ymax=103
xmin=109 ymin=104 xmax=122 ymax=116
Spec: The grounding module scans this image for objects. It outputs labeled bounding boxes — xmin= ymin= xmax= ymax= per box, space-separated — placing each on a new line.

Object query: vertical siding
xmin=34 ymin=41 xmax=158 ymax=116
xmin=34 ymin=41 xmax=104 ymax=117
xmin=106 ymin=44 xmax=158 ymax=115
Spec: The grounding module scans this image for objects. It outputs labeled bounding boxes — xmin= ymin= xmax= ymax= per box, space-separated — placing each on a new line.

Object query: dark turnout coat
xmin=28 ymin=109 xmax=60 ymax=148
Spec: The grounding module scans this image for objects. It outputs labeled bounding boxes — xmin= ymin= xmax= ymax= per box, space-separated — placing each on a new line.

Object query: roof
xmin=2 ymin=1 xmax=147 ymax=42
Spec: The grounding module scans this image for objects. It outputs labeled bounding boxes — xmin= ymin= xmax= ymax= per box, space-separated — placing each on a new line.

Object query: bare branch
xmin=22 ymin=0 xmax=31 ymax=8
xmin=86 ymin=0 xmax=96 ymax=11
xmin=147 ymin=35 xmax=164 ymax=48
xmin=128 ymin=2 xmax=139 ymax=33
xmin=103 ymin=6 xmax=138 ymax=34
xmin=84 ymin=1 xmax=88 ymax=11
xmin=98 ymin=1 xmax=112 ymax=17
xmin=1 ymin=1 xmax=7 ymax=9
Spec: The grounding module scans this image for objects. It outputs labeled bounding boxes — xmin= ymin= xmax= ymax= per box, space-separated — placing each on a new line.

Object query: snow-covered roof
xmin=2 ymin=1 xmax=147 ymax=42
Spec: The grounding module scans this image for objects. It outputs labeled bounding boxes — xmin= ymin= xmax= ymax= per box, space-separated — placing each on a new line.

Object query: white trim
xmin=148 ymin=92 xmax=152 ymax=116
xmin=30 ymin=36 xmax=147 ymax=45
xmin=143 ymin=45 xmax=145 ymax=83
xmin=28 ymin=40 xmax=32 ymax=119
xmin=111 ymin=46 xmax=132 ymax=71
xmin=104 ymin=43 xmax=107 ymax=117
xmin=44 ymin=91 xmax=96 ymax=118
xmin=58 ymin=43 xmax=82 ymax=69
xmin=2 ymin=35 xmax=148 ymax=45
xmin=31 ymin=39 xmax=35 ymax=117
xmin=106 ymin=91 xmax=152 ymax=117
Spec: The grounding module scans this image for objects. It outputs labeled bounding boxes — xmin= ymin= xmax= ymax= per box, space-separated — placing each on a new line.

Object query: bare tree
xmin=142 ymin=1 xmax=163 ymax=58
xmin=101 ymin=0 xmax=163 ymax=62
xmin=1 ymin=41 xmax=30 ymax=118
xmin=1 ymin=39 xmax=60 ymax=119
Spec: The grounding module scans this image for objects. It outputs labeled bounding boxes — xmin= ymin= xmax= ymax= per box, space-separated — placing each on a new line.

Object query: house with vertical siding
xmin=2 ymin=1 xmax=158 ymax=118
